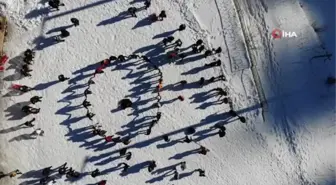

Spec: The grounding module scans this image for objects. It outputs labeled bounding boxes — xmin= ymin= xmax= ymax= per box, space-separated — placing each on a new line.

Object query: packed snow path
xmin=0 ymin=0 xmax=335 ymax=185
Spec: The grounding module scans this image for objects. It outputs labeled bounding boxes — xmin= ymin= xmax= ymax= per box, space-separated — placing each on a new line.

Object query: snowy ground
xmin=0 ymin=0 xmax=334 ymax=185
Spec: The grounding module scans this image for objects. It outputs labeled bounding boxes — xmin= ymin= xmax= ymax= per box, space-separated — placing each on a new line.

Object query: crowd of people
xmin=0 ymin=0 xmax=248 ymax=184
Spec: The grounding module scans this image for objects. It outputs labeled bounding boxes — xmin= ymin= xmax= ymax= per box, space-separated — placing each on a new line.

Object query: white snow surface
xmin=0 ymin=0 xmax=335 ymax=185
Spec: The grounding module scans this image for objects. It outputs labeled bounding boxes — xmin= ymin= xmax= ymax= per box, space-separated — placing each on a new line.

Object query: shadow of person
xmin=25 ymin=7 xmax=51 ymax=19
xmin=132 ymin=15 xmax=154 ymax=30
xmin=168 ymin=148 xmax=199 ymax=160
xmin=120 ymin=161 xmax=150 ymax=176
xmin=33 ymin=36 xmax=62 ymax=51
xmin=46 ymin=25 xmax=74 ymax=35
xmin=4 ymin=101 xmax=31 ymax=121
xmin=97 ymin=11 xmax=130 ymax=26
xmin=3 ymin=70 xmax=25 ymax=81
xmin=9 ymin=133 xmax=36 ymax=142
xmin=34 ymin=80 xmax=59 ymax=91
xmin=0 ymin=124 xmax=27 ymax=134
xmin=6 ymin=54 xmax=24 ymax=70
xmin=152 ymin=29 xmax=177 ymax=39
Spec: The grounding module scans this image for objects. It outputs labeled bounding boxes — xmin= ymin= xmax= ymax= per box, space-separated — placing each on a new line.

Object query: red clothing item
xmin=105 ymin=136 xmax=113 ymax=142
xmin=12 ymin=84 xmax=22 ymax=89
xmin=98 ymin=180 xmax=107 ymax=185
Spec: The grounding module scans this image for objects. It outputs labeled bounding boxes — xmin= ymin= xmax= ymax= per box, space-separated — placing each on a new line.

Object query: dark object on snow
xmin=60 ymin=29 xmax=70 ymax=38
xmin=148 ymin=160 xmax=157 ymax=172
xmin=204 ymin=50 xmax=213 ymax=58
xmin=86 ymin=111 xmax=95 ymax=120
xmin=109 ymin=55 xmax=117 ymax=61
xmin=70 ymin=18 xmax=79 ymax=26
xmin=205 ymin=60 xmax=221 ymax=67
xmin=179 ymin=80 xmax=187 ymax=85
xmin=125 ymin=152 xmax=132 ymax=160
xmin=173 ymin=170 xmax=179 ymax=180
xmin=128 ymin=7 xmax=137 ymax=17
xmin=229 ymin=110 xmax=238 ymax=117
xmin=118 ymin=55 xmax=126 ymax=61
xmin=18 ymin=85 xmax=33 ymax=92
xmin=58 ymin=74 xmax=69 ymax=82
xmin=182 ymin=135 xmax=192 ymax=143
xmin=119 ymin=148 xmax=127 ymax=156
xmin=82 ymin=100 xmax=92 ymax=108
xmin=22 ymin=106 xmax=40 ymax=114
xmin=239 ymin=116 xmax=246 ymax=123
xmin=54 ymin=36 xmax=65 ymax=42
xmin=120 ymin=99 xmax=132 ymax=109
xmin=144 ymin=0 xmax=151 ymax=9
xmin=185 ymin=127 xmax=196 ymax=135
xmin=198 ymin=146 xmax=209 ymax=155
xmin=98 ymin=180 xmax=107 ymax=185
xmin=88 ymin=79 xmax=95 ymax=85
xmin=162 ymin=135 xmax=170 ymax=142
xmin=90 ymin=169 xmax=100 ymax=178
xmin=156 ymin=112 xmax=162 ymax=121
xmin=158 ymin=10 xmax=167 ymax=20
xmin=178 ymin=95 xmax=184 ymax=101
xmin=42 ymin=166 xmax=52 ymax=176
xmin=84 ymin=89 xmax=92 ymax=96
xmin=195 ymin=169 xmax=206 ymax=177
xmin=118 ymin=163 xmax=129 ymax=173
xmin=199 ymin=77 xmax=205 ymax=85
xmin=24 ymin=118 xmax=36 ymax=127
xmin=180 ymin=161 xmax=186 ymax=171
xmin=178 ymin=24 xmax=186 ymax=31
xmin=195 ymin=39 xmax=203 ymax=46
xmin=30 ymin=96 xmax=42 ymax=104
xmin=213 ymin=47 xmax=222 ymax=54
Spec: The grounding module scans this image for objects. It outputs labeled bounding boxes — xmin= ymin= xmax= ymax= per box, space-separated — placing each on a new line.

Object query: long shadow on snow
xmin=88 ymin=105 xmax=260 ymax=164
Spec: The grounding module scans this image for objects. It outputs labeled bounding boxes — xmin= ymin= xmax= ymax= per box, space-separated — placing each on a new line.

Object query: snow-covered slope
xmin=0 ymin=0 xmax=334 ymax=185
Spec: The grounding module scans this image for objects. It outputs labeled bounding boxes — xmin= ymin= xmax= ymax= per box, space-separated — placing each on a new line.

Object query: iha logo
xmin=271 ymin=29 xmax=297 ymax=39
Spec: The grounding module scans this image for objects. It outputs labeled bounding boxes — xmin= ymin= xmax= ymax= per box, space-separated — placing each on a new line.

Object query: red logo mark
xmin=271 ymin=29 xmax=282 ymax=39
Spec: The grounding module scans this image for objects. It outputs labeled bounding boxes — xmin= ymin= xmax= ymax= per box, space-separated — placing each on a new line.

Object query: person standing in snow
xmin=31 ymin=128 xmax=44 ymax=137
xmin=118 ymin=55 xmax=126 ymax=62
xmin=23 ymin=118 xmax=36 ymax=127
xmin=179 ymin=161 xmax=186 ymax=171
xmin=12 ymin=84 xmax=33 ymax=92
xmin=213 ymin=47 xmax=222 ymax=54
xmin=54 ymin=36 xmax=65 ymax=43
xmin=178 ymin=24 xmax=186 ymax=31
xmin=86 ymin=110 xmax=95 ymax=120
xmin=204 ymin=49 xmax=213 ymax=58
xmin=180 ymin=135 xmax=192 ymax=143
xmin=118 ymin=162 xmax=129 ymax=173
xmin=82 ymin=100 xmax=92 ymax=108
xmin=173 ymin=169 xmax=179 ymax=180
xmin=48 ymin=0 xmax=65 ymax=11
xmin=84 ymin=89 xmax=92 ymax=96
xmin=147 ymin=160 xmax=157 ymax=172
xmin=58 ymin=74 xmax=69 ymax=82
xmin=90 ymin=169 xmax=100 ymax=178
xmin=204 ymin=59 xmax=221 ymax=67
xmin=128 ymin=7 xmax=138 ymax=18
xmin=30 ymin=96 xmax=42 ymax=104
xmin=194 ymin=169 xmax=206 ymax=177
xmin=144 ymin=0 xmax=151 ymax=9
xmin=60 ymin=29 xmax=70 ymax=38
xmin=158 ymin=10 xmax=167 ymax=21
xmin=22 ymin=105 xmax=40 ymax=114
xmin=198 ymin=146 xmax=210 ymax=155
xmin=70 ymin=18 xmax=79 ymax=26
xmin=162 ymin=135 xmax=170 ymax=142
xmin=174 ymin=39 xmax=183 ymax=48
